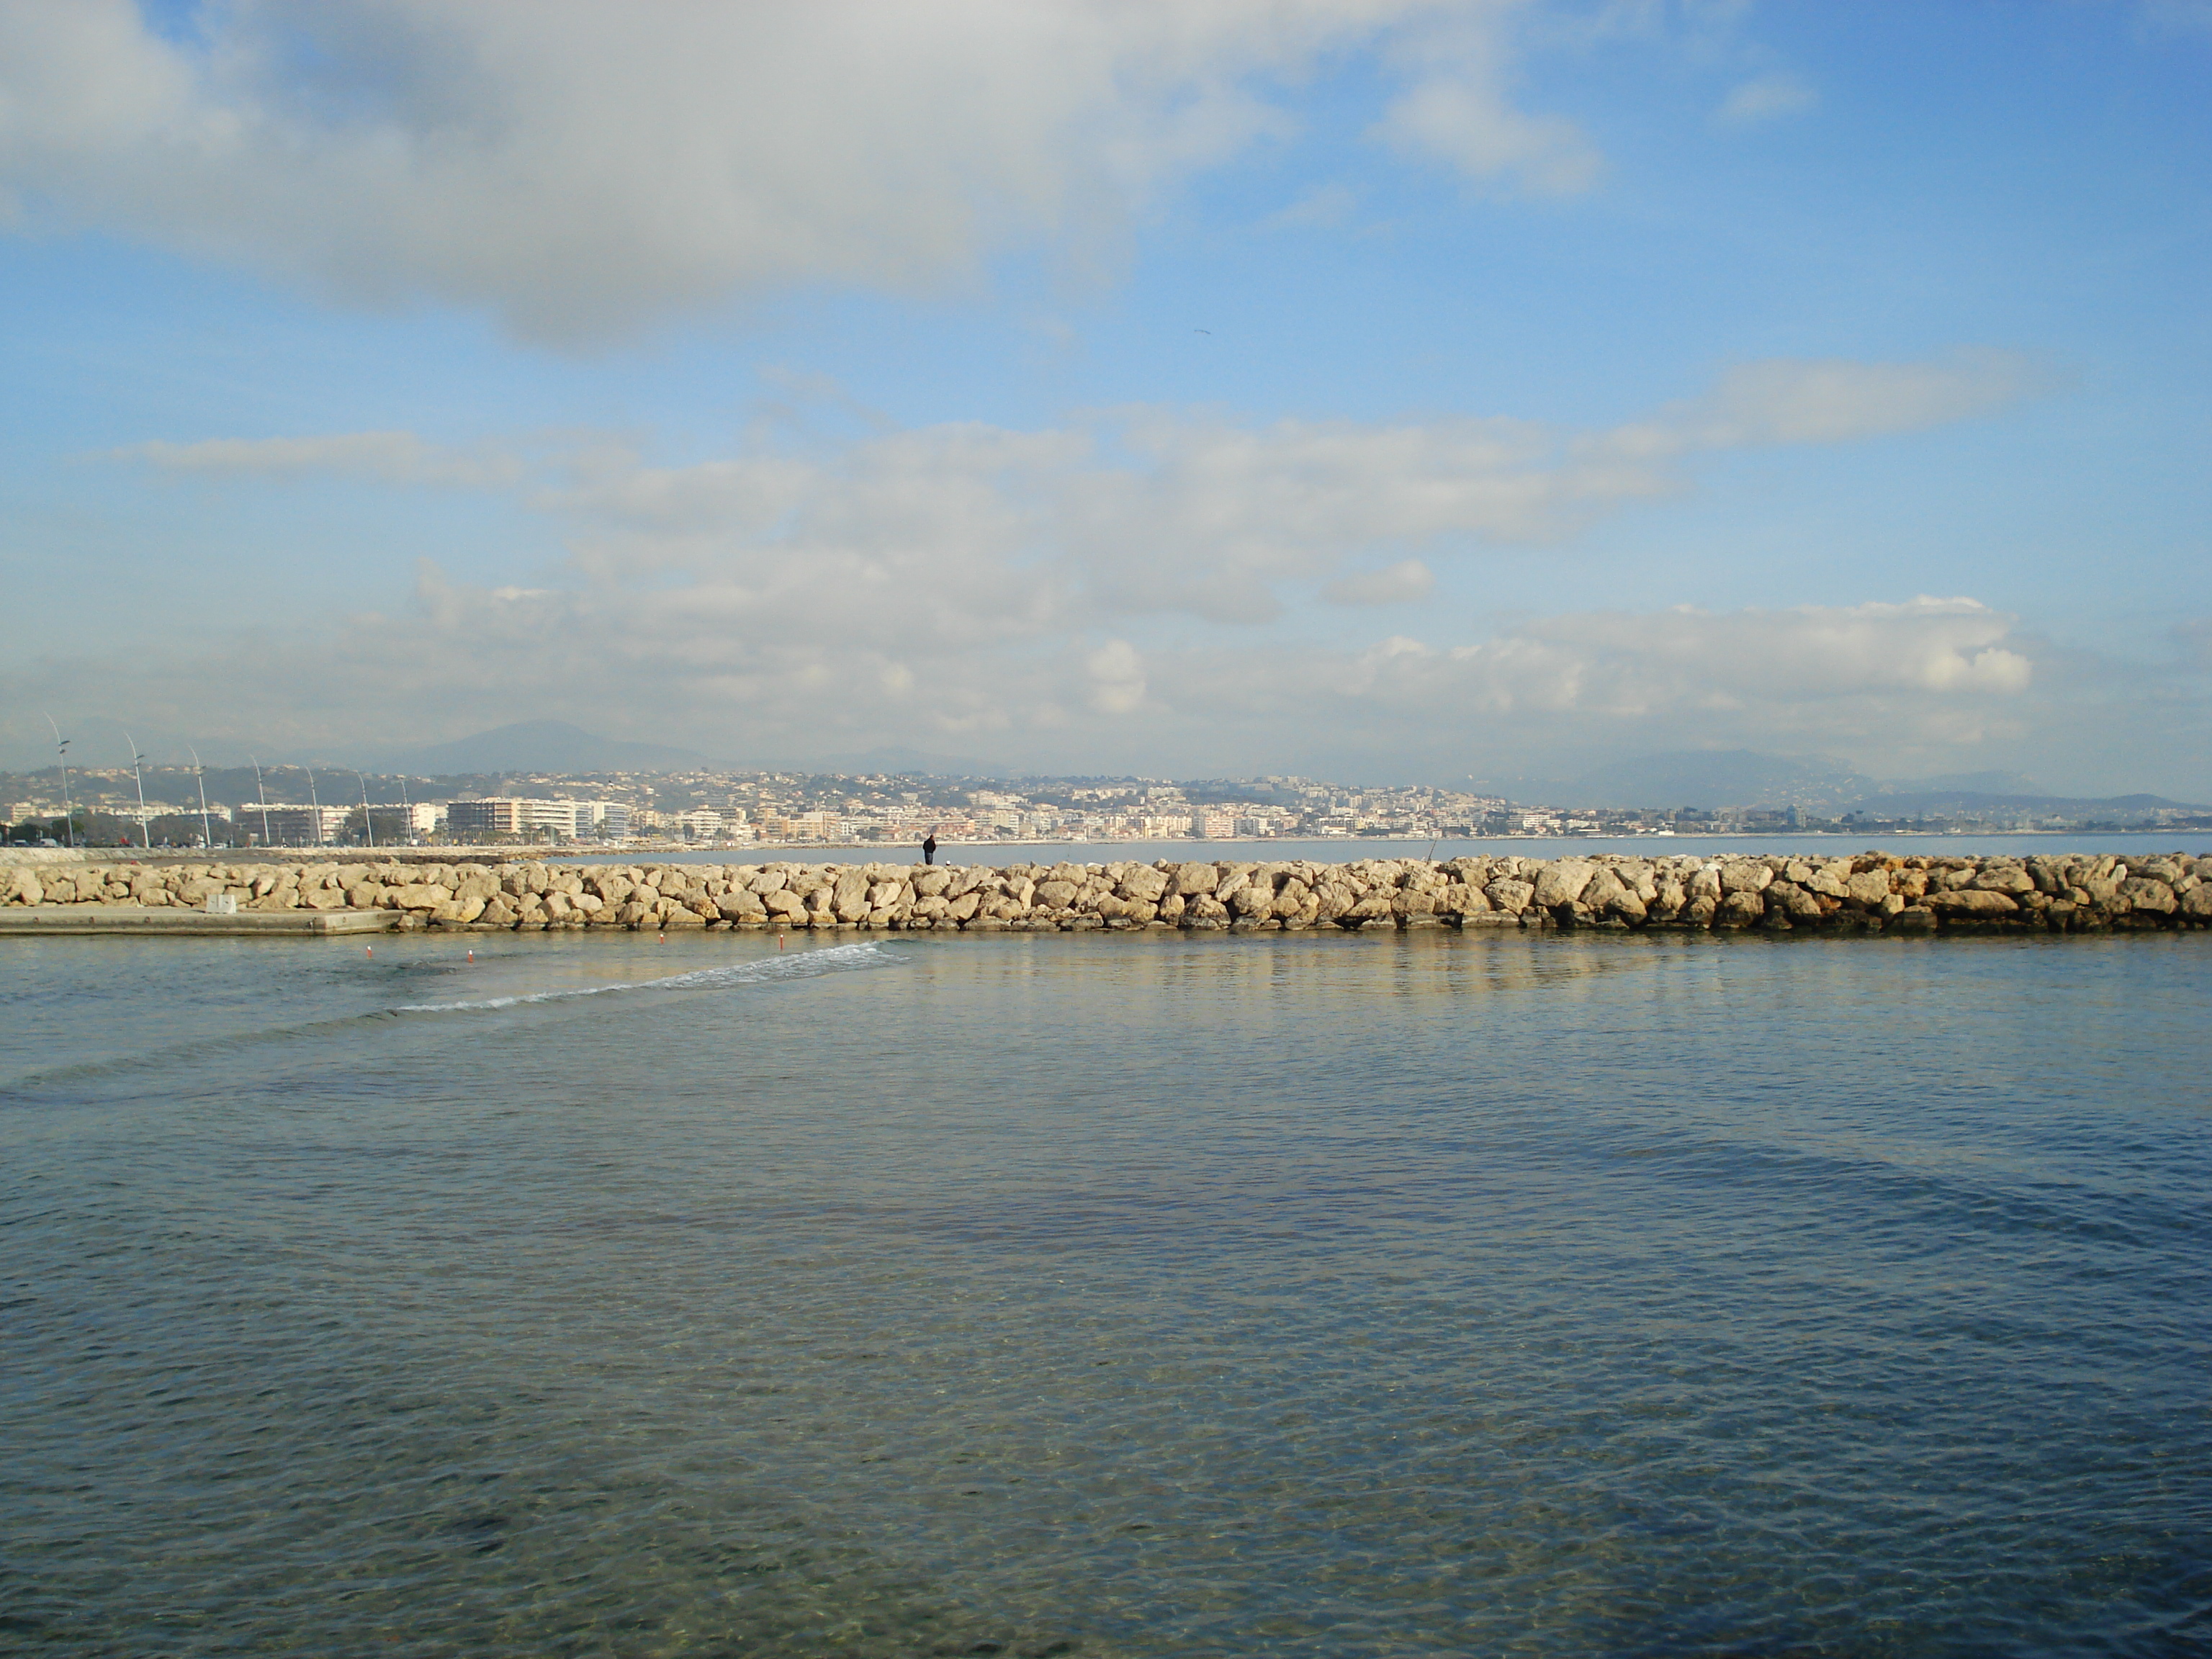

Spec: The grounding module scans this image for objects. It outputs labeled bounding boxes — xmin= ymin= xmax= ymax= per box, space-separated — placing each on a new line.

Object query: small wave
xmin=391 ymin=940 xmax=900 ymax=1014
xmin=0 ymin=943 xmax=901 ymax=1097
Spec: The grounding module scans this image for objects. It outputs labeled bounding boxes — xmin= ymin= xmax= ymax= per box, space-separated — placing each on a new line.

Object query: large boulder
xmin=1171 ymin=862 xmax=1220 ymax=898
xmin=833 ymin=869 xmax=873 ymax=922
xmin=1118 ymin=866 xmax=1169 ymax=904
xmin=1844 ymin=869 xmax=1893 ymax=907
xmin=1483 ymin=879 xmax=1534 ymax=916
xmin=1531 ymin=860 xmax=1597 ymax=909
xmin=1716 ymin=891 xmax=1766 ymax=928
xmin=2118 ymin=878 xmax=2177 ymax=914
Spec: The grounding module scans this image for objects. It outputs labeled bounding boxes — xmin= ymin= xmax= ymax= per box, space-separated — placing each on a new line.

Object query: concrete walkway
xmin=0 ymin=907 xmax=398 ymax=937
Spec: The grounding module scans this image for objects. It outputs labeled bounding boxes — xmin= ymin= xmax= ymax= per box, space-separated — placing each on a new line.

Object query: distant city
xmin=6 ymin=760 xmax=2207 ymax=850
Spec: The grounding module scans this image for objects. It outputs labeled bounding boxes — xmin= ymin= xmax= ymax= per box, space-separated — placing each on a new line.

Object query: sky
xmin=2 ymin=0 xmax=2209 ymax=793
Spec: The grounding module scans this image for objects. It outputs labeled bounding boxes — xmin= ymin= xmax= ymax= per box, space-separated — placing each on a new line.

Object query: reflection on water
xmin=3 ymin=930 xmax=2208 ymax=1655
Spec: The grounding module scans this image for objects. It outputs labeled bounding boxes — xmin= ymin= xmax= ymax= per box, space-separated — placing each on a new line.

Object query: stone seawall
xmin=5 ymin=851 xmax=2208 ymax=935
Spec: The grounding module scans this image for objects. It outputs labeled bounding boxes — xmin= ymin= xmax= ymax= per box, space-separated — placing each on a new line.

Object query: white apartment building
xmin=446 ymin=797 xmax=629 ymax=842
xmin=235 ymin=803 xmax=351 ymax=845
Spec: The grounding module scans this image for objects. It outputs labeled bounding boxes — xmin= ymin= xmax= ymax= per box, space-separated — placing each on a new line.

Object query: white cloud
xmin=1603 ymin=350 xmax=2041 ymax=459
xmin=1370 ymin=9 xmax=1601 ymax=194
xmin=120 ymin=431 xmax=522 ymax=489
xmin=1324 ymin=558 xmax=1436 ymax=605
xmin=48 ymin=351 xmax=2082 ymax=777
xmin=1712 ymin=73 xmax=1818 ymax=128
xmin=1085 ymin=639 xmax=1149 ymax=714
xmin=0 ymin=0 xmax=1608 ymax=341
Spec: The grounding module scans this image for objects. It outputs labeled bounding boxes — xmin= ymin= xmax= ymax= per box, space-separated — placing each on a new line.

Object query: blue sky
xmin=3 ymin=0 xmax=2208 ymax=791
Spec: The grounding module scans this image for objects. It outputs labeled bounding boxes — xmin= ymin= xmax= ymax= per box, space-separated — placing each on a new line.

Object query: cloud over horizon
xmin=32 ymin=351 xmax=2131 ymax=784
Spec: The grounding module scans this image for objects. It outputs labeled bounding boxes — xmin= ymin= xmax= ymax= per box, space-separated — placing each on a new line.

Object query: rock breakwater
xmin=5 ymin=851 xmax=2208 ymax=935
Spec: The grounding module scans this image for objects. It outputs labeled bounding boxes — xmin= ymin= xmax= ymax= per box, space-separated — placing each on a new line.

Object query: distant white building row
xmin=446 ymin=798 xmax=631 ymax=841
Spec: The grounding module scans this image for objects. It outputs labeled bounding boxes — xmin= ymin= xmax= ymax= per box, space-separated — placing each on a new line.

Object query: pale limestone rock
xmin=1717 ymin=891 xmax=1766 ymax=927
xmin=1171 ymin=862 xmax=1218 ymax=898
xmin=1719 ymin=860 xmax=1772 ymax=895
xmin=834 ymin=870 xmax=873 ymax=921
xmin=1844 ymin=870 xmax=1892 ymax=907
xmin=1807 ymin=862 xmax=1853 ymax=899
xmin=2118 ymin=877 xmax=2176 ymax=914
xmin=1974 ymin=866 xmax=2036 ymax=896
xmin=1483 ymin=878 xmax=1534 ymax=916
xmin=1118 ymin=866 xmax=1169 ymax=904
xmin=1765 ymin=881 xmax=1823 ymax=921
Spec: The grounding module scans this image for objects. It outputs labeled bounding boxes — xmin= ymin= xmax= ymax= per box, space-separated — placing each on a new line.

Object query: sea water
xmin=3 ymin=928 xmax=2207 ymax=1655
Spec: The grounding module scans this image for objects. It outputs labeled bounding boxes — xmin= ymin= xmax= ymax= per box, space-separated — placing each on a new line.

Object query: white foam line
xmin=392 ymin=940 xmax=899 ymax=1014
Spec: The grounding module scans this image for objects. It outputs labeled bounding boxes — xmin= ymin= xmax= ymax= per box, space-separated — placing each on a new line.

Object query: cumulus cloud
xmin=520 ymin=351 xmax=2039 ymax=628
xmin=1712 ymin=73 xmax=1818 ymax=128
xmin=0 ymin=0 xmax=1607 ymax=341
xmin=6 ymin=577 xmax=2057 ymax=783
xmin=120 ymin=431 xmax=522 ymax=488
xmin=1370 ymin=9 xmax=1601 ymax=194
xmin=43 ymin=349 xmax=2079 ymax=775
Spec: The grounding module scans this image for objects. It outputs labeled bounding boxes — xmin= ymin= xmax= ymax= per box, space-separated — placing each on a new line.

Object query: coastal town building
xmin=233 ymin=802 xmax=350 ymax=845
xmin=446 ymin=797 xmax=629 ymax=842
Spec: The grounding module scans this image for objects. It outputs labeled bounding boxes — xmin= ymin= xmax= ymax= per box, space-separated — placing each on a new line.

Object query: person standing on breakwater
xmin=922 ymin=833 xmax=938 ymax=866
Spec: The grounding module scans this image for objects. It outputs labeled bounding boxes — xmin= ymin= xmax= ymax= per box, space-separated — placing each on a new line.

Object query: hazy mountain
xmin=373 ymin=721 xmax=715 ymax=775
xmin=1545 ymin=749 xmax=2204 ymax=816
xmin=1565 ymin=750 xmax=1876 ymax=810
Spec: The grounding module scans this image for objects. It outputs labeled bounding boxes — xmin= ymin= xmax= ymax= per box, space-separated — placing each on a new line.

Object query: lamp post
xmin=122 ymin=730 xmax=150 ymax=848
xmin=249 ymin=756 xmax=273 ymax=847
xmin=186 ymin=745 xmax=215 ymax=850
xmin=42 ymin=712 xmax=74 ymax=847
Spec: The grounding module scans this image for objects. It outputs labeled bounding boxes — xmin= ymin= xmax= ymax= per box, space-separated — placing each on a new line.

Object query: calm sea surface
xmin=4 ymin=928 xmax=2208 ymax=1656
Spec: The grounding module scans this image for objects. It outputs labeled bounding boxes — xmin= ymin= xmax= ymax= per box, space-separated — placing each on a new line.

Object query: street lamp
xmin=41 ymin=712 xmax=76 ymax=847
xmin=248 ymin=756 xmax=274 ymax=847
xmin=186 ymin=745 xmax=215 ymax=850
xmin=122 ymin=730 xmax=150 ymax=848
